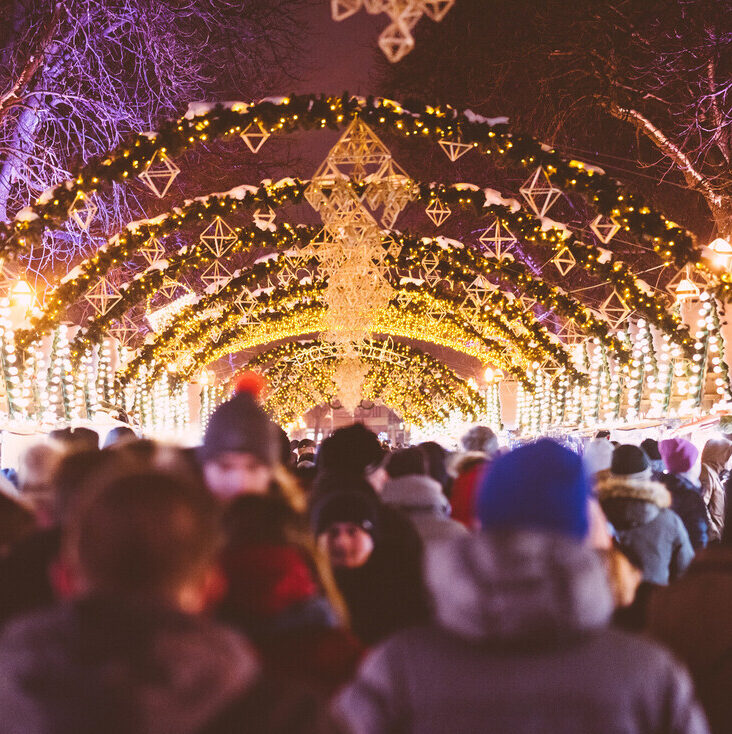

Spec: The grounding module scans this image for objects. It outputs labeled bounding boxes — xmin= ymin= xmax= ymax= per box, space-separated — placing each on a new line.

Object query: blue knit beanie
xmin=476 ymin=439 xmax=590 ymax=540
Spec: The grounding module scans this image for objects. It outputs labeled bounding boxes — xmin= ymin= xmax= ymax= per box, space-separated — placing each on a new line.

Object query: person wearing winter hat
xmin=199 ymin=373 xmax=303 ymax=511
xmin=597 ymin=444 xmax=694 ymax=584
xmin=659 ymin=438 xmax=709 ymax=550
xmin=313 ymin=486 xmax=430 ymax=646
xmin=640 ymin=438 xmax=664 ymax=476
xmin=381 ymin=448 xmax=466 ymax=547
xmin=450 ymin=425 xmax=501 ymax=528
xmin=583 ymin=437 xmax=614 ymax=486
xmin=316 ymin=424 xmax=387 ymax=492
xmin=333 ymin=439 xmax=709 ymax=734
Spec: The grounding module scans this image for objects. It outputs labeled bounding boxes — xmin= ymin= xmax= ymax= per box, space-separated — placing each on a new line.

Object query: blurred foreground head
xmin=316 ymin=423 xmax=387 ymax=490
xmin=199 ymin=375 xmax=280 ymax=499
xmin=477 ymin=438 xmax=590 ymax=540
xmin=460 ymin=425 xmax=499 ymax=457
xmin=64 ymin=471 xmax=220 ymax=610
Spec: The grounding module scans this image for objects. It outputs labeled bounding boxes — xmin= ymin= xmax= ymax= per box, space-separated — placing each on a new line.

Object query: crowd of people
xmin=0 ymin=378 xmax=729 ymax=732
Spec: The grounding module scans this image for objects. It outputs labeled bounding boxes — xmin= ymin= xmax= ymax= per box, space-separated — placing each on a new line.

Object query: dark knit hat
xmin=610 ymin=445 xmax=650 ymax=480
xmin=311 ymin=490 xmax=380 ymax=539
xmin=316 ymin=423 xmax=385 ymax=476
xmin=476 ymin=439 xmax=590 ymax=540
xmin=199 ymin=386 xmax=278 ymax=466
xmin=640 ymin=439 xmax=662 ymax=462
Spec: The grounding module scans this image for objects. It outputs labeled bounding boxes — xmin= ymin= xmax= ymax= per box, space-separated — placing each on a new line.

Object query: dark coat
xmin=333 ymin=506 xmax=431 ymax=646
xmin=647 ymin=547 xmax=732 ymax=734
xmin=659 ymin=473 xmax=710 ymax=550
xmin=597 ymin=476 xmax=695 ymax=585
xmin=0 ymin=597 xmax=319 ymax=734
xmin=332 ymin=531 xmax=709 ymax=734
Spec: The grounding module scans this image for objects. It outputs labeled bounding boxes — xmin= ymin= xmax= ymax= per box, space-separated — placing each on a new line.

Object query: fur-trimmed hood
xmin=596 ymin=476 xmax=671 ymax=508
xmin=448 ymin=451 xmax=486 ymax=478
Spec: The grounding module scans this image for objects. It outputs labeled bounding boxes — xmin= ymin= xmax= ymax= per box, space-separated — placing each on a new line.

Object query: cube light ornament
xmin=138 ymin=151 xmax=180 ymax=199
xmin=68 ymin=191 xmax=97 ymax=231
xmin=519 ymin=167 xmax=563 ymax=218
xmin=590 ymin=214 xmax=621 ymax=244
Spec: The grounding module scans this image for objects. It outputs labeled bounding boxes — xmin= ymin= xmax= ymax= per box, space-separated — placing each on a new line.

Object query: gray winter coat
xmin=597 ymin=476 xmax=695 ymax=585
xmin=381 ymin=475 xmax=467 ymax=545
xmin=332 ymin=531 xmax=709 ymax=734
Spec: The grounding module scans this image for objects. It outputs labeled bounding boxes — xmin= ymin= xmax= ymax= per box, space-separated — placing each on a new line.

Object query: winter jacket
xmin=0 ymin=596 xmax=319 ymax=734
xmin=597 ymin=475 xmax=695 ymax=585
xmin=332 ymin=531 xmax=709 ymax=734
xmin=333 ymin=505 xmax=431 ymax=646
xmin=218 ymin=544 xmax=364 ymax=694
xmin=660 ymin=472 xmax=710 ymax=550
xmin=448 ymin=454 xmax=487 ymax=527
xmin=647 ymin=546 xmax=732 ymax=734
xmin=381 ymin=475 xmax=467 ymax=546
xmin=699 ymin=439 xmax=732 ymax=542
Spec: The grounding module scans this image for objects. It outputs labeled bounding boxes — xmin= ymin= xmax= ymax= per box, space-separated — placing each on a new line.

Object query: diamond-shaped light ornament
xmin=479 ymin=219 xmax=516 ymax=260
xmin=138 ymin=151 xmax=180 ymax=199
xmin=425 ymin=197 xmax=451 ymax=227
xmin=420 ymin=0 xmax=456 ymax=21
xmin=85 ymin=276 xmax=121 ymax=315
xmin=378 ymin=20 xmax=416 ymax=63
xmin=138 ymin=236 xmax=165 ymax=267
xmin=665 ymin=263 xmax=710 ymax=303
xmin=240 ymin=121 xmax=270 ymax=153
xmin=519 ymin=167 xmax=562 ymax=218
xmin=590 ymin=214 xmax=621 ymax=244
xmin=68 ymin=192 xmax=97 ymax=231
xmin=553 ymin=247 xmax=576 ymax=276
xmin=331 ymin=0 xmax=362 ymax=21
xmin=200 ymin=260 xmax=233 ymax=289
xmin=253 ymin=207 xmax=276 ymax=230
xmin=598 ymin=290 xmax=632 ymax=330
xmin=439 ymin=139 xmax=473 ymax=162
xmin=200 ymin=216 xmax=237 ymax=257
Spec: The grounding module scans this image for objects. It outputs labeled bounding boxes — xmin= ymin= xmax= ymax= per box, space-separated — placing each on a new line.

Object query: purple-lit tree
xmin=380 ymin=0 xmax=732 ymax=242
xmin=0 ymin=0 xmax=309 ymax=274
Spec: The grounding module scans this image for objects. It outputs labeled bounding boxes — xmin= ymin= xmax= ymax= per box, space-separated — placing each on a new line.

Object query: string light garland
xmin=0 ymin=94 xmax=698 ymax=271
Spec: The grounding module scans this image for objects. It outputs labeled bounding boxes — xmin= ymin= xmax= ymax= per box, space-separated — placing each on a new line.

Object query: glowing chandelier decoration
xmin=330 ymin=0 xmax=457 ymax=63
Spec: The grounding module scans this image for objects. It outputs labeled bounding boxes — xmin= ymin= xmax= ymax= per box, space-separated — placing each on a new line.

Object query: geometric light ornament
xmin=240 ymin=121 xmax=270 ymax=153
xmin=598 ymin=290 xmax=632 ymax=330
xmin=439 ymin=139 xmax=473 ymax=162
xmin=478 ymin=219 xmax=516 ymax=260
xmin=425 ymin=197 xmax=451 ymax=227
xmin=253 ymin=207 xmax=276 ymax=230
xmin=138 ymin=151 xmax=180 ymax=199
xmin=664 ymin=263 xmax=711 ymax=302
xmin=519 ymin=166 xmax=563 ymax=218
xmin=68 ymin=191 xmax=98 ymax=231
xmin=590 ymin=214 xmax=621 ymax=244
xmin=332 ymin=0 xmax=456 ymax=63
xmin=673 ymin=278 xmax=701 ymax=304
xmin=552 ymin=246 xmax=576 ymax=276
xmin=109 ymin=315 xmax=141 ymax=348
xmin=421 ymin=251 xmax=441 ymax=286
xmin=138 ymin=236 xmax=165 ymax=267
xmin=84 ymin=276 xmax=122 ymax=315
xmin=707 ymin=237 xmax=732 ymax=270
xmin=200 ymin=260 xmax=233 ymax=289
xmin=199 ymin=216 xmax=238 ymax=257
